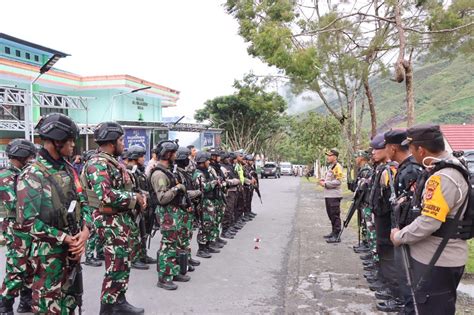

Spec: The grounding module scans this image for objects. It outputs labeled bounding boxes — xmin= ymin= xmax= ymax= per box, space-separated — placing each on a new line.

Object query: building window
xmin=15 ymin=50 xmax=21 ymax=57
xmin=4 ymin=47 xmax=10 ymax=54
xmin=34 ymin=55 xmax=39 ymax=62
xmin=25 ymin=53 xmax=30 ymax=60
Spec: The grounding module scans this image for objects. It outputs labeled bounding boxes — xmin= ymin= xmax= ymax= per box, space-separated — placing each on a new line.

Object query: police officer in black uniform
xmin=376 ymin=130 xmax=423 ymax=312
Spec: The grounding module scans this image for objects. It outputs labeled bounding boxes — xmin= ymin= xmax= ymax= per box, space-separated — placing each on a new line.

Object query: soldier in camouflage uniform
xmin=233 ymin=151 xmax=246 ymax=230
xmin=126 ymin=145 xmax=156 ymax=270
xmin=193 ymin=152 xmax=222 ymax=259
xmin=83 ymin=122 xmax=145 ymax=315
xmin=351 ymin=150 xmax=373 ymax=254
xmin=208 ymin=149 xmax=227 ymax=249
xmin=149 ymin=141 xmax=191 ymax=290
xmin=83 ymin=149 xmax=104 ymax=267
xmin=15 ymin=113 xmax=90 ymax=315
xmin=0 ymin=139 xmax=36 ymax=314
xmin=174 ymin=147 xmax=203 ymax=272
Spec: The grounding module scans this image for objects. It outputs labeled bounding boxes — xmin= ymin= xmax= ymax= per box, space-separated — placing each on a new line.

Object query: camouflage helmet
xmin=195 ymin=151 xmax=210 ymax=163
xmin=176 ymin=146 xmax=191 ymax=161
xmin=94 ymin=122 xmax=124 ymax=144
xmin=36 ymin=113 xmax=79 ymax=141
xmin=82 ymin=149 xmax=96 ymax=161
xmin=6 ymin=139 xmax=37 ymax=159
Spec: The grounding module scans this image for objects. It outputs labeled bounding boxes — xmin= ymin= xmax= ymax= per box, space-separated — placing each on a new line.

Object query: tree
xmin=195 ymin=75 xmax=287 ymax=152
xmin=225 ymin=0 xmax=473 ymax=132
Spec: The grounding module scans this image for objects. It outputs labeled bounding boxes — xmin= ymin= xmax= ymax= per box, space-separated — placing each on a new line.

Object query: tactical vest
xmin=34 ymin=161 xmax=81 ymax=231
xmin=80 ymin=152 xmax=133 ymax=214
xmin=148 ymin=164 xmax=181 ymax=207
xmin=369 ymin=163 xmax=395 ymax=216
xmin=410 ymin=160 xmax=473 ymax=240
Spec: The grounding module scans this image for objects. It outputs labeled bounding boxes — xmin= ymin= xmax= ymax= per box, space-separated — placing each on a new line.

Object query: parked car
xmin=280 ymin=162 xmax=293 ymax=176
xmin=262 ymin=162 xmax=280 ymax=179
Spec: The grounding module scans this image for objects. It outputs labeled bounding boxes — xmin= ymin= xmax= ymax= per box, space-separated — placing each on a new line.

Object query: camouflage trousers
xmin=30 ymin=252 xmax=76 ymax=315
xmin=179 ymin=210 xmax=194 ymax=259
xmin=197 ymin=198 xmax=216 ymax=245
xmin=359 ymin=208 xmax=368 ymax=243
xmin=129 ymin=216 xmax=142 ymax=263
xmin=157 ymin=205 xmax=188 ymax=281
xmin=211 ymin=199 xmax=225 ymax=242
xmin=95 ymin=211 xmax=132 ymax=304
xmin=0 ymin=219 xmax=33 ymax=300
xmin=362 ymin=207 xmax=379 ymax=262
xmin=85 ymin=224 xmax=103 ymax=260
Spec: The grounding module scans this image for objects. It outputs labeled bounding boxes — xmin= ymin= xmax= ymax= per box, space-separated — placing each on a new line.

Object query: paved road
xmin=0 ymin=176 xmax=300 ymax=314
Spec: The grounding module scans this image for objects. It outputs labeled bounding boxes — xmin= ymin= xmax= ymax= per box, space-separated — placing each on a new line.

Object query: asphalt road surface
xmin=0 ymin=176 xmax=300 ymax=314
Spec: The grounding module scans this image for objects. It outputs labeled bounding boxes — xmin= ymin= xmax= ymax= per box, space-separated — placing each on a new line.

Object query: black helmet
xmin=229 ymin=152 xmax=237 ymax=160
xmin=176 ymin=147 xmax=191 ymax=161
xmin=153 ymin=140 xmax=178 ymax=160
xmin=195 ymin=151 xmax=210 ymax=163
xmin=221 ymin=151 xmax=230 ymax=160
xmin=94 ymin=122 xmax=124 ymax=144
xmin=128 ymin=145 xmax=146 ymax=160
xmin=121 ymin=149 xmax=129 ymax=160
xmin=36 ymin=113 xmax=79 ymax=141
xmin=209 ymin=148 xmax=221 ymax=156
xmin=6 ymin=139 xmax=37 ymax=158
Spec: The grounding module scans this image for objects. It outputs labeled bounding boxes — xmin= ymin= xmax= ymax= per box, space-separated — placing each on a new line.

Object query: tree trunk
xmin=404 ymin=60 xmax=415 ymax=127
xmin=363 ymin=78 xmax=377 ymax=137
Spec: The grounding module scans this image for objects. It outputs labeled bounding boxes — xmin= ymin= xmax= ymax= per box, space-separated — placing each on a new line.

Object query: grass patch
xmin=467 ymin=239 xmax=474 ymax=274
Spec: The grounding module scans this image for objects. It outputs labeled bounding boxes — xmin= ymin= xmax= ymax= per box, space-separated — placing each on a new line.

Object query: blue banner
xmin=124 ymin=128 xmax=150 ymax=162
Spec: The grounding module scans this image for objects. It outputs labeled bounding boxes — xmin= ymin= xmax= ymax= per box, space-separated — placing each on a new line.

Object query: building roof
xmin=0 ymin=33 xmax=70 ymax=58
xmin=440 ymin=124 xmax=474 ymax=151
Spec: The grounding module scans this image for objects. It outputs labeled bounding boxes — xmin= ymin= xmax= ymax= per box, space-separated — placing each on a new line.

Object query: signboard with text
xmin=124 ymin=128 xmax=151 ymax=161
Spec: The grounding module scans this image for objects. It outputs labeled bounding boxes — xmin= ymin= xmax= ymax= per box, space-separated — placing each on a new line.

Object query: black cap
xmin=370 ymin=133 xmax=386 ymax=150
xmin=401 ymin=124 xmax=443 ymax=146
xmin=384 ymin=129 xmax=407 ymax=145
xmin=325 ymin=148 xmax=339 ymax=157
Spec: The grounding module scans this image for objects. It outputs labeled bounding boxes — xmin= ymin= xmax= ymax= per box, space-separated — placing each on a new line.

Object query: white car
xmin=280 ymin=162 xmax=293 ymax=175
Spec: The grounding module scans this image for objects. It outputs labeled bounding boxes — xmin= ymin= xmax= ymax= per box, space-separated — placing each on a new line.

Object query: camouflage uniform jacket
xmin=16 ymin=152 xmax=88 ymax=256
xmin=192 ymin=168 xmax=216 ymax=198
xmin=84 ymin=151 xmax=137 ymax=212
xmin=0 ymin=163 xmax=21 ymax=219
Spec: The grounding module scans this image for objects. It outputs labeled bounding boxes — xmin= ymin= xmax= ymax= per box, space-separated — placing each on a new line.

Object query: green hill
xmin=309 ymin=55 xmax=474 ymax=129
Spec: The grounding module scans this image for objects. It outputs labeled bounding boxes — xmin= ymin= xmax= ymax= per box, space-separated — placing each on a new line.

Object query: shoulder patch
xmin=421 ymin=175 xmax=449 ymax=222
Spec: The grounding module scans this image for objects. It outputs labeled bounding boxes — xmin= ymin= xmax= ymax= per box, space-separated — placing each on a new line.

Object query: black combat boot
xmin=96 ymin=252 xmax=105 ymax=261
xmin=196 ymin=244 xmax=212 ymax=258
xmin=375 ymin=288 xmax=394 ymax=300
xmin=376 ymin=298 xmax=404 ymax=312
xmin=353 ymin=242 xmax=370 ymax=253
xmin=369 ymin=280 xmax=385 ymax=292
xmin=131 ymin=261 xmax=149 ymax=270
xmin=217 ymin=237 xmax=227 ymax=245
xmin=207 ymin=243 xmax=221 ymax=253
xmin=140 ymin=251 xmax=157 ymax=264
xmin=326 ymin=235 xmax=341 ymax=243
xmin=17 ymin=288 xmax=32 ymax=313
xmin=157 ymin=278 xmax=178 ymax=291
xmin=249 ymin=212 xmax=257 ymax=217
xmin=85 ymin=257 xmax=102 ymax=267
xmin=221 ymin=231 xmax=234 ymax=239
xmin=323 ymin=232 xmax=334 ymax=239
xmin=187 ymin=265 xmax=195 ymax=272
xmin=99 ymin=293 xmax=144 ymax=314
xmin=360 ymin=253 xmax=373 ymax=261
xmin=189 ymin=257 xmax=201 ymax=266
xmin=0 ymin=296 xmax=14 ymax=315
xmin=173 ymin=274 xmax=191 ymax=282
xmin=209 ymin=241 xmax=224 ymax=249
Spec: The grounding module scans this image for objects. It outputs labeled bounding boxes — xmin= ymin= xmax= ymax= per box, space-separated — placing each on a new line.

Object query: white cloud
xmin=0 ymin=0 xmax=275 ymax=119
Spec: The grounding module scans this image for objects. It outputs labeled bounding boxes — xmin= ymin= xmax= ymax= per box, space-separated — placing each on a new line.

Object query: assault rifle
xmin=64 ymin=202 xmax=83 ymax=315
xmin=336 ymin=185 xmax=367 ymax=242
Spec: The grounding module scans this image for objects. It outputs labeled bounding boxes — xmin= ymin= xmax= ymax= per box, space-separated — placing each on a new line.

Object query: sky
xmin=0 ymin=0 xmax=276 ymax=120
